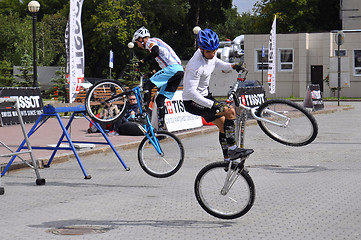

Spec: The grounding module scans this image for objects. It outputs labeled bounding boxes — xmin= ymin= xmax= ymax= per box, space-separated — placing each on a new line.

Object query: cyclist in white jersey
xmin=182 ymin=28 xmax=253 ymax=161
xmin=132 ymin=26 xmax=184 ymax=129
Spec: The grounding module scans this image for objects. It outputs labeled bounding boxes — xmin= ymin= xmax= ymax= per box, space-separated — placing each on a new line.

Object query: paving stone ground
xmin=1 ymin=101 xmax=360 ymax=240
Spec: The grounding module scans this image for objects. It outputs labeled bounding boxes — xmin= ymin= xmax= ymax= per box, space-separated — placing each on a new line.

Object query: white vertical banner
xmin=68 ymin=0 xmax=85 ymax=103
xmin=267 ymin=15 xmax=276 ymax=94
xmin=109 ymin=50 xmax=114 ymax=68
xmin=65 ymin=21 xmax=70 ymax=84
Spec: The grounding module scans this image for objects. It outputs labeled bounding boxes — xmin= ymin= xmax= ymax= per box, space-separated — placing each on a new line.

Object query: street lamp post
xmin=193 ymin=26 xmax=201 ymax=49
xmin=28 ymin=1 xmax=40 ymax=88
xmin=128 ymin=42 xmax=134 ymax=59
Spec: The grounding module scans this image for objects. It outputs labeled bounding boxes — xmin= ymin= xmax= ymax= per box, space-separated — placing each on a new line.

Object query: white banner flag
xmin=65 ymin=21 xmax=69 ymax=84
xmin=109 ymin=50 xmax=114 ymax=68
xmin=68 ymin=0 xmax=85 ymax=103
xmin=267 ymin=15 xmax=276 ymax=94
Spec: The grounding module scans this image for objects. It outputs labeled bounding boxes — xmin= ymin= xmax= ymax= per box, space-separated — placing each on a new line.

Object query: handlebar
xmin=226 ymin=67 xmax=248 ymax=107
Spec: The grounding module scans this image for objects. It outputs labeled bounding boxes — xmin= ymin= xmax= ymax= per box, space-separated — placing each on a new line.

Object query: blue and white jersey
xmin=145 ymin=38 xmax=181 ymax=69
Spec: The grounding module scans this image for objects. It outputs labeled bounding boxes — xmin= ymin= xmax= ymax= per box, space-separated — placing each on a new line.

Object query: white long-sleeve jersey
xmin=182 ymin=49 xmax=232 ymax=108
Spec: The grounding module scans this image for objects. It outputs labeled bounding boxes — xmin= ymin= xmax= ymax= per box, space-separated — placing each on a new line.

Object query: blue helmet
xmin=197 ymin=28 xmax=219 ymax=51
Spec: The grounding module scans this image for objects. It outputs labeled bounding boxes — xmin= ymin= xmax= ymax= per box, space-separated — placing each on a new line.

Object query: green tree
xmin=15 ymin=52 xmax=33 ymax=87
xmin=213 ymin=8 xmax=259 ymax=40
xmin=0 ymin=59 xmax=15 ymax=87
xmin=0 ymin=0 xmax=343 ymax=84
xmin=118 ymin=56 xmax=142 ymax=88
xmin=33 ymin=0 xmax=69 ymax=19
xmin=253 ymin=0 xmax=341 ymax=33
xmin=187 ymin=0 xmax=232 ymax=28
xmin=140 ymin=0 xmax=191 ymax=58
xmin=49 ymin=68 xmax=67 ymax=102
xmin=0 ymin=0 xmax=23 ymax=15
xmin=82 ymin=0 xmax=145 ymax=78
xmin=43 ymin=56 xmax=67 ymax=101
xmin=38 ymin=13 xmax=67 ymax=66
xmin=0 ymin=12 xmax=32 ymax=65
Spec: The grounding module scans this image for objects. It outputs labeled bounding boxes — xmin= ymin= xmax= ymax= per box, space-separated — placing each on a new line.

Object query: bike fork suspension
xmin=221 ymin=161 xmax=245 ymax=195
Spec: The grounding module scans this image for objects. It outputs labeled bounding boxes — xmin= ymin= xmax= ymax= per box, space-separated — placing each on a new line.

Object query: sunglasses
xmin=129 ymin=98 xmax=136 ymax=101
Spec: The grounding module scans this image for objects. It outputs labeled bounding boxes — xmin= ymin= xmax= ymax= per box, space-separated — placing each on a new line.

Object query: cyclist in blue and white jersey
xmin=132 ymin=26 xmax=184 ymax=129
xmin=182 ymin=28 xmax=253 ymax=161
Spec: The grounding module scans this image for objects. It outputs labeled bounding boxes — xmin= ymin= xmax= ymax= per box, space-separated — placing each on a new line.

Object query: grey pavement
xmin=0 ymin=101 xmax=361 ymax=240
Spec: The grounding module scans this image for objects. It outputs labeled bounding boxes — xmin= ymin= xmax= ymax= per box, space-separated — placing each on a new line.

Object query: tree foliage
xmin=0 ymin=0 xmax=23 ymax=16
xmin=0 ymin=0 xmax=342 ymax=89
xmin=48 ymin=63 xmax=67 ymax=102
xmin=118 ymin=56 xmax=142 ymax=88
xmin=82 ymin=0 xmax=145 ymax=78
xmin=214 ymin=8 xmax=259 ymax=40
xmin=0 ymin=12 xmax=32 ymax=65
xmin=140 ymin=0 xmax=192 ymax=58
xmin=38 ymin=14 xmax=68 ymax=66
xmin=0 ymin=59 xmax=15 ymax=87
xmin=253 ymin=0 xmax=341 ymax=33
xmin=15 ymin=52 xmax=33 ymax=87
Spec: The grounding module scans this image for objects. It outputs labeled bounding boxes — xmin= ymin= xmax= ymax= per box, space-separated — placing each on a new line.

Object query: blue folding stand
xmin=1 ymin=103 xmax=130 ymax=179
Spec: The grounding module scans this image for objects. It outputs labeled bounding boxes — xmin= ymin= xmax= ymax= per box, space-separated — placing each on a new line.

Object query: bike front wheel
xmin=194 ymin=161 xmax=255 ymax=219
xmin=85 ymin=79 xmax=129 ymax=124
xmin=138 ymin=130 xmax=184 ymax=178
xmin=256 ymin=99 xmax=318 ymax=146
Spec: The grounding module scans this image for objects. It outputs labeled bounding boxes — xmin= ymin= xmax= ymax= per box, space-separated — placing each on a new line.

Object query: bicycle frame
xmin=101 ymin=76 xmax=164 ymax=156
xmin=126 ymin=78 xmax=164 ymax=156
xmin=229 ymin=70 xmax=292 ymax=149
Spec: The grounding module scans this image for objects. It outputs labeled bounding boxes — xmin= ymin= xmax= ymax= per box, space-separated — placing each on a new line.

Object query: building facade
xmin=342 ymin=0 xmax=361 ymax=30
xmin=243 ymin=31 xmax=361 ymax=98
xmin=207 ymin=0 xmax=361 ymax=98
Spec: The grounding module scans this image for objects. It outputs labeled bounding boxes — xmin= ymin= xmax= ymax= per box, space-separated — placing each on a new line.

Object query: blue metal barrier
xmin=1 ymin=103 xmax=129 ymax=179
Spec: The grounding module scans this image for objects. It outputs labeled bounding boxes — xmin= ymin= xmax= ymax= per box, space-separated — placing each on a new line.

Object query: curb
xmin=0 ymin=104 xmax=351 ymax=175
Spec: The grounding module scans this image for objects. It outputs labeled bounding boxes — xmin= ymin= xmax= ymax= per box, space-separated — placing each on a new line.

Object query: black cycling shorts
xmin=183 ymin=94 xmax=221 ymax=123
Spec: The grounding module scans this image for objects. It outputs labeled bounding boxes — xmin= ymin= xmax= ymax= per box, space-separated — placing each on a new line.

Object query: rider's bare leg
xmin=212 ymin=106 xmax=235 ymax=133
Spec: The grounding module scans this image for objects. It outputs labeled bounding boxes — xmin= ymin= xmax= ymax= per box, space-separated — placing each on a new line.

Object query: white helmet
xmin=132 ymin=26 xmax=150 ymax=42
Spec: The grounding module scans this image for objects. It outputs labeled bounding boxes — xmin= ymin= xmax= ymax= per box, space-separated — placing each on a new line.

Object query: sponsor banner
xmin=65 ymin=21 xmax=70 ymax=84
xmin=68 ymin=0 xmax=85 ymax=103
xmin=164 ymin=91 xmax=203 ymax=132
xmin=236 ymin=86 xmax=267 ymax=108
xmin=267 ymin=15 xmax=276 ymax=94
xmin=303 ymin=84 xmax=324 ymax=110
xmin=0 ymin=88 xmax=43 ymax=125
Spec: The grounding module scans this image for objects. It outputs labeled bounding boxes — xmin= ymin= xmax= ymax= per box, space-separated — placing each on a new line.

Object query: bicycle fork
xmin=144 ymin=128 xmax=164 ymax=155
xmin=221 ymin=160 xmax=245 ymax=196
xmin=147 ymin=134 xmax=164 ymax=156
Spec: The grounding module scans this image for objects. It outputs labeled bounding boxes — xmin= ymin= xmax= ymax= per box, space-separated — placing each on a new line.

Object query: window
xmin=279 ymin=49 xmax=294 ymax=71
xmin=255 ymin=49 xmax=268 ymax=71
xmin=335 ymin=50 xmax=347 ymax=57
xmin=353 ymin=50 xmax=361 ymax=76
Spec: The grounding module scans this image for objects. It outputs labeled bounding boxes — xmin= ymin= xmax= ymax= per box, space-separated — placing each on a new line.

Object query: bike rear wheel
xmin=85 ymin=79 xmax=129 ymax=124
xmin=194 ymin=161 xmax=255 ymax=219
xmin=138 ymin=130 xmax=184 ymax=178
xmin=256 ymin=99 xmax=318 ymax=146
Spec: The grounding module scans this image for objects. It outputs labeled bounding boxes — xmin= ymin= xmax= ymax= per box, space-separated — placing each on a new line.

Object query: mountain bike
xmin=194 ymin=67 xmax=318 ymax=219
xmin=85 ymin=75 xmax=184 ymax=178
